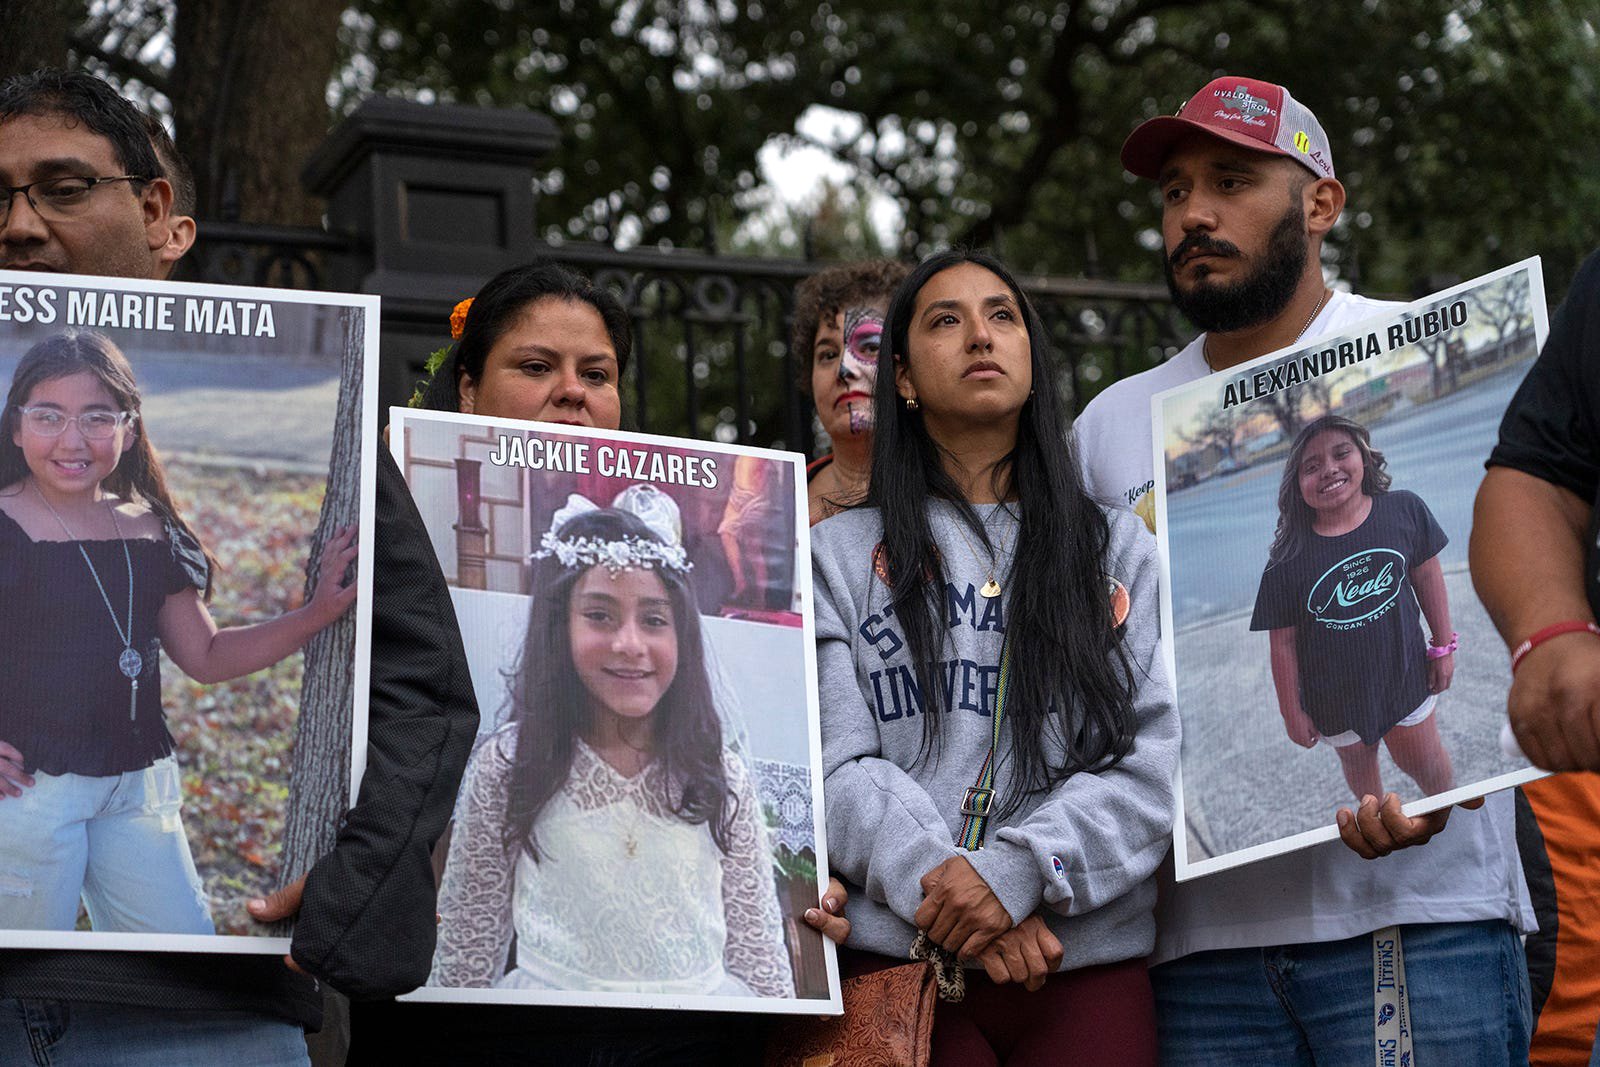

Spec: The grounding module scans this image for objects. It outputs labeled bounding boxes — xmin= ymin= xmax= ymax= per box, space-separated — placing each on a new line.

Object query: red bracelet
xmin=1510 ymin=620 xmax=1600 ymax=675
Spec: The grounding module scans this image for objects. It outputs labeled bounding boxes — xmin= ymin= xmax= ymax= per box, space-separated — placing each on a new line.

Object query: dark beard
xmin=1163 ymin=203 xmax=1308 ymax=333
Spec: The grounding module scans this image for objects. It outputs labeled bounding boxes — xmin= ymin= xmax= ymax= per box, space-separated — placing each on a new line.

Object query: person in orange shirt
xmin=1474 ymin=247 xmax=1600 ymax=1065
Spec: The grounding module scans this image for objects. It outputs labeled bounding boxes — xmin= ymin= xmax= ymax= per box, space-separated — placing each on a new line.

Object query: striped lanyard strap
xmin=956 ymin=631 xmax=1011 ymax=851
xmin=1371 ymin=926 xmax=1413 ymax=1066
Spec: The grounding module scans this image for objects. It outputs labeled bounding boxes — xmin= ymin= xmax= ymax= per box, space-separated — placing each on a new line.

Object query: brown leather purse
xmin=764 ymin=960 xmax=936 ymax=1067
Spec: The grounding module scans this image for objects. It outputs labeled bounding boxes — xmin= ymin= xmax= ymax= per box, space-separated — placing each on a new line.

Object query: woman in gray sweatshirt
xmin=810 ymin=249 xmax=1177 ymax=1066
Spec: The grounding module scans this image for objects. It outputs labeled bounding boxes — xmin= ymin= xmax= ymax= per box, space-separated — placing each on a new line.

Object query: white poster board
xmin=1152 ymin=259 xmax=1551 ymax=879
xmin=0 ymin=271 xmax=377 ymax=952
xmin=391 ymin=406 xmax=839 ymax=1015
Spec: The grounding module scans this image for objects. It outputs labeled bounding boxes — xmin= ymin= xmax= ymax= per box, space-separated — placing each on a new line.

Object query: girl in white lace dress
xmin=428 ymin=505 xmax=793 ymax=997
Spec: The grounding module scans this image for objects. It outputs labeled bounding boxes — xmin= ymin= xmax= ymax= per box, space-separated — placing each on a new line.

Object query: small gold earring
xmin=905 ymin=396 xmax=920 ymax=411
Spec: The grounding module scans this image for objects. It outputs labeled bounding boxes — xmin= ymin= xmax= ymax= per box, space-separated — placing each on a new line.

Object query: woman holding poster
xmin=413 ymin=261 xmax=631 ymax=427
xmin=810 ymin=250 xmax=1177 ymax=1065
xmin=1250 ymin=414 xmax=1459 ymax=800
xmin=0 ymin=329 xmax=357 ymax=934
xmin=355 ymin=261 xmax=845 ymax=1067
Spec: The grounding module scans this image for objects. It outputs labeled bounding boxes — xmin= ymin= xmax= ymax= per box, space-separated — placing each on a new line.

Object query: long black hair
xmin=868 ymin=249 xmax=1137 ymax=815
xmin=502 ymin=507 xmax=732 ymax=858
xmin=1267 ymin=414 xmax=1391 ymax=565
xmin=0 ymin=329 xmax=216 ymax=597
xmin=417 ymin=260 xmax=634 ymax=413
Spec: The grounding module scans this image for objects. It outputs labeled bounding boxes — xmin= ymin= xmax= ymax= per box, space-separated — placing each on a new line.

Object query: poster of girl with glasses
xmin=0 ymin=273 xmax=377 ymax=955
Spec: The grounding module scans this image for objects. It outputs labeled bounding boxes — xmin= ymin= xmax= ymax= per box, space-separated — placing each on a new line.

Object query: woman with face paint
xmin=792 ymin=261 xmax=910 ymax=525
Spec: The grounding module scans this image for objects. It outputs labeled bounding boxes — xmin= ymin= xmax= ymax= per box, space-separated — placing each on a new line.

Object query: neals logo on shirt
xmin=1306 ymin=549 xmax=1405 ymax=628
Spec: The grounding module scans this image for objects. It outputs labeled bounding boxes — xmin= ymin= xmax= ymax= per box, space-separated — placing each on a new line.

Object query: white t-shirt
xmin=1072 ymin=290 xmax=1535 ymax=965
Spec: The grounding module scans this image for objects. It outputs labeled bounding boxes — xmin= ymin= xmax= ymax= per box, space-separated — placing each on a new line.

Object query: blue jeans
xmin=0 ymin=758 xmax=211 ymax=933
xmin=0 ymin=999 xmax=309 ymax=1066
xmin=1151 ymin=920 xmax=1531 ymax=1066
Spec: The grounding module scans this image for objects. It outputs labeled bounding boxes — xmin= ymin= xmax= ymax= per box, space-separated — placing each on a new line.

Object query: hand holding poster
xmin=390 ymin=407 xmax=839 ymax=1013
xmin=0 ymin=271 xmax=376 ymax=951
xmin=1152 ymin=259 xmax=1550 ymax=879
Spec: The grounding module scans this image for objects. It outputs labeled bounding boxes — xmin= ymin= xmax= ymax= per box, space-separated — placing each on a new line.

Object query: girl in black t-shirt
xmin=0 ymin=329 xmax=357 ymax=935
xmin=1250 ymin=415 xmax=1458 ymax=801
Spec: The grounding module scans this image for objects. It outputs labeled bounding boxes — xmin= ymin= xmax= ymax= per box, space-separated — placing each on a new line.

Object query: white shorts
xmin=1319 ymin=693 xmax=1439 ymax=748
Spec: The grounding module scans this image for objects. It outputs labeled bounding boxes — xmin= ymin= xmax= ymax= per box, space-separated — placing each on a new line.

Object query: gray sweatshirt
xmin=810 ymin=501 xmax=1178 ymax=970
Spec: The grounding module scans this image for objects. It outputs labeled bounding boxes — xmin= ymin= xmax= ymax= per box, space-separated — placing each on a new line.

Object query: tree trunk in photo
xmin=169 ymin=0 xmax=341 ymax=225
xmin=279 ymin=309 xmax=364 ymax=906
xmin=1261 ymin=390 xmax=1305 ymax=445
xmin=0 ymin=0 xmax=74 ymax=81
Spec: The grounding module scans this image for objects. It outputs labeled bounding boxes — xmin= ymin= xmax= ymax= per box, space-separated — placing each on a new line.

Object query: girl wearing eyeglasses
xmin=0 ymin=328 xmax=357 ymax=935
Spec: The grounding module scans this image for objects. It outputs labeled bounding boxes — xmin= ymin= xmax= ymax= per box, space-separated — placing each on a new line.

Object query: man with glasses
xmin=0 ymin=69 xmax=478 ymax=1067
xmin=0 ymin=78 xmax=178 ymax=279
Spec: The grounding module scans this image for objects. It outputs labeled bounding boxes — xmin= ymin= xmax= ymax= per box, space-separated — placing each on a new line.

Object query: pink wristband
xmin=1426 ymin=632 xmax=1458 ymax=660
xmin=1510 ymin=621 xmax=1600 ymax=675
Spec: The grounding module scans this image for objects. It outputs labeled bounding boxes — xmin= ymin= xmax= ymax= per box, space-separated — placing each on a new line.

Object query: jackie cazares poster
xmin=0 ymin=271 xmax=377 ymax=951
xmin=1152 ymin=259 xmax=1551 ymax=879
xmin=389 ymin=407 xmax=840 ymax=1014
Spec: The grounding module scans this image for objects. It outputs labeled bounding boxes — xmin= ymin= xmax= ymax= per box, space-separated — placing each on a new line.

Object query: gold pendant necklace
xmin=947 ymin=504 xmax=1017 ymax=599
xmin=620 ymin=754 xmax=653 ymax=860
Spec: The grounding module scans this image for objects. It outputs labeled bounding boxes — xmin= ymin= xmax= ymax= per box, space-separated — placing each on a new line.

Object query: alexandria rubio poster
xmin=1152 ymin=259 xmax=1550 ymax=879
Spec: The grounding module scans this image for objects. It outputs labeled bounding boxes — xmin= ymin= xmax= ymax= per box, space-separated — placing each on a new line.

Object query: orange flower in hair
xmin=449 ymin=298 xmax=474 ymax=339
xmin=407 ymin=296 xmax=473 ymax=407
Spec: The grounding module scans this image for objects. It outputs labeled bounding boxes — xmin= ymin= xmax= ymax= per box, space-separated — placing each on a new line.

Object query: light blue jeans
xmin=0 ymin=999 xmax=309 ymax=1067
xmin=0 ymin=757 xmax=212 ymax=933
xmin=1151 ymin=920 xmax=1531 ymax=1066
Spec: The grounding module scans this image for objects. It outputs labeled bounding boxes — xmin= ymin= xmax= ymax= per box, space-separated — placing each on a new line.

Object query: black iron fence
xmin=166 ymin=98 xmax=1194 ymax=449
xmin=177 ymin=224 xmax=1190 ymax=455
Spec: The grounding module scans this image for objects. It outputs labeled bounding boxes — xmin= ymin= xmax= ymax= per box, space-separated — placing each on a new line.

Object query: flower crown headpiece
xmin=531 ymin=488 xmax=692 ymax=575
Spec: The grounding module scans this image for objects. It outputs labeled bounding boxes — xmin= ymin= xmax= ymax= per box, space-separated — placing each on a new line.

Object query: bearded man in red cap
xmin=1074 ymin=76 xmax=1534 ymax=1065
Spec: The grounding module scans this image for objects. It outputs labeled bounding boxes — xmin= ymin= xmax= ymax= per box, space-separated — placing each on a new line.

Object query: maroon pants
xmin=840 ymin=948 xmax=1157 ymax=1067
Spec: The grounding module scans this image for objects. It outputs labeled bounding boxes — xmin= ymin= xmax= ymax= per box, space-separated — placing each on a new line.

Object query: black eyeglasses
xmin=0 ymin=175 xmax=148 ymax=223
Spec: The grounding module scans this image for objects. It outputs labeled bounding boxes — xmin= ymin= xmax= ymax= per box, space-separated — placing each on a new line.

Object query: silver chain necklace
xmin=1203 ymin=286 xmax=1330 ymax=372
xmin=33 ymin=481 xmax=143 ymax=721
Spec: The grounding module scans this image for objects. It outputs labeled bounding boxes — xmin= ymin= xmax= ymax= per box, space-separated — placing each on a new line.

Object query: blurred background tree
xmin=6 ymin=0 xmax=1598 ymax=297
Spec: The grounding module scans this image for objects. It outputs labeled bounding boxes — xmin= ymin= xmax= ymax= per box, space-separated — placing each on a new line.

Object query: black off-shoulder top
xmin=0 ymin=507 xmax=209 ymax=777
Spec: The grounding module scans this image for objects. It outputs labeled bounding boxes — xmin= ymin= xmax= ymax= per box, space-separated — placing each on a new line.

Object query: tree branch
xmin=68 ymin=31 xmax=170 ymax=94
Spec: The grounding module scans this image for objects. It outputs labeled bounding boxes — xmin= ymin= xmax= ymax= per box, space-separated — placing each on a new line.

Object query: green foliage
xmin=343 ymin=0 xmax=1600 ymax=299
xmin=340 ymin=0 xmax=818 ymax=252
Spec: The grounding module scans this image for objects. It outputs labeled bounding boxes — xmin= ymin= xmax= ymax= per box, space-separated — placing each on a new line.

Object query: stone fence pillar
xmin=301 ymin=97 xmax=557 ymax=420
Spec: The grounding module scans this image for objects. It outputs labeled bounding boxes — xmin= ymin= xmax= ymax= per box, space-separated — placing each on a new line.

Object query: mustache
xmin=1168 ymin=233 xmax=1243 ymax=270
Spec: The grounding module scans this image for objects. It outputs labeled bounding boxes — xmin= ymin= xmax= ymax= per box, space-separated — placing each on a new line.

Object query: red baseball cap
xmin=1121 ymin=76 xmax=1335 ymax=181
